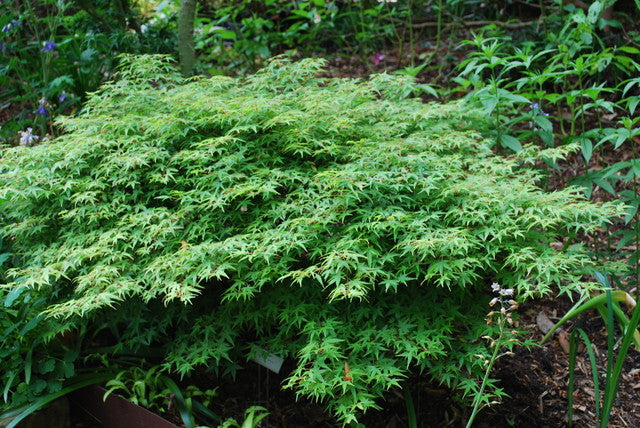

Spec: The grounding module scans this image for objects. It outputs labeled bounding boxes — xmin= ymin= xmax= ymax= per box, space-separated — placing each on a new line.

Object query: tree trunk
xmin=178 ymin=0 xmax=197 ymax=76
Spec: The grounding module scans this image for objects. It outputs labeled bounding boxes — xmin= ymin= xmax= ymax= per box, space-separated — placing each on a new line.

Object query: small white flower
xmin=313 ymin=12 xmax=321 ymax=24
xmin=491 ymin=282 xmax=501 ymax=292
xmin=18 ymin=128 xmax=39 ymax=146
xmin=500 ymin=288 xmax=514 ymax=296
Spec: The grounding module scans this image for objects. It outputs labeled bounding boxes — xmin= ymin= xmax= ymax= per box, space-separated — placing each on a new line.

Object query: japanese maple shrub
xmin=0 ymin=55 xmax=620 ymax=423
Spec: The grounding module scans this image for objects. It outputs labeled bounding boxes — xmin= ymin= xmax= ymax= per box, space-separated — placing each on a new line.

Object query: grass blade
xmin=600 ymin=291 xmax=640 ymax=427
xmin=403 ymin=383 xmax=417 ymax=428
xmin=575 ymin=329 xmax=600 ymax=421
xmin=540 ymin=292 xmax=629 ymax=344
xmin=162 ymin=376 xmax=195 ymax=428
xmin=191 ymin=399 xmax=222 ymax=424
xmin=567 ymin=329 xmax=578 ymax=427
xmin=605 ymin=287 xmax=614 ymax=388
xmin=241 ymin=406 xmax=269 ymax=428
xmin=610 ymin=302 xmax=640 ymax=351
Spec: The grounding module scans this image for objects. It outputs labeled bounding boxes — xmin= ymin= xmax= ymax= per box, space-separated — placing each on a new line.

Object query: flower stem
xmin=465 ymin=320 xmax=505 ymax=428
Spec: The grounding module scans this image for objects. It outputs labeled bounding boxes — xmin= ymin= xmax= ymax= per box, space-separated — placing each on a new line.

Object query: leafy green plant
xmin=456 ymin=33 xmax=535 ymax=152
xmin=0 ymin=55 xmax=621 ymax=424
xmin=103 ymin=363 xmax=219 ymax=428
xmin=450 ymin=6 xmax=640 ymax=423
xmin=218 ymin=406 xmax=269 ymax=428
xmin=104 ymin=365 xmax=171 ymax=410
xmin=455 ymin=5 xmax=640 ymax=287
xmin=0 ymin=284 xmax=82 ymax=412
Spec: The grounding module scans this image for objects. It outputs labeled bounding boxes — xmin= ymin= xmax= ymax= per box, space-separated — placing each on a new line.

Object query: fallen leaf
xmin=536 ymin=311 xmax=555 ymax=334
xmin=558 ymin=330 xmax=570 ymax=354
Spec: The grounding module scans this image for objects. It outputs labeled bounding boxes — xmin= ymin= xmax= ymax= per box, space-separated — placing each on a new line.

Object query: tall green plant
xmin=456 ymin=7 xmax=640 ymax=284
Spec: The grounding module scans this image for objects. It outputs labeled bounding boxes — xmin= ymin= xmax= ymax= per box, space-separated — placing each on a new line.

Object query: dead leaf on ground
xmin=536 ymin=311 xmax=555 ymax=334
xmin=558 ymin=330 xmax=571 ymax=354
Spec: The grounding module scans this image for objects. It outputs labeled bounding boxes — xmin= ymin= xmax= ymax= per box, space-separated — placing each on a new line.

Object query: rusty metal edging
xmin=69 ymin=385 xmax=179 ymax=428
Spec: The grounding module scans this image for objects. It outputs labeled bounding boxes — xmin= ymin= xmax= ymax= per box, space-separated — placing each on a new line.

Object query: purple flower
xmin=34 ymin=97 xmax=49 ymax=116
xmin=34 ymin=105 xmax=48 ymax=115
xmin=529 ymin=102 xmax=549 ymax=117
xmin=2 ymin=20 xmax=21 ymax=33
xmin=42 ymin=40 xmax=57 ymax=52
xmin=58 ymin=91 xmax=68 ymax=103
xmin=372 ymin=53 xmax=385 ymax=66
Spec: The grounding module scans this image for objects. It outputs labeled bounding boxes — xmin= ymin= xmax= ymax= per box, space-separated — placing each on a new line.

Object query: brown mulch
xmin=486 ymin=297 xmax=640 ymax=428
